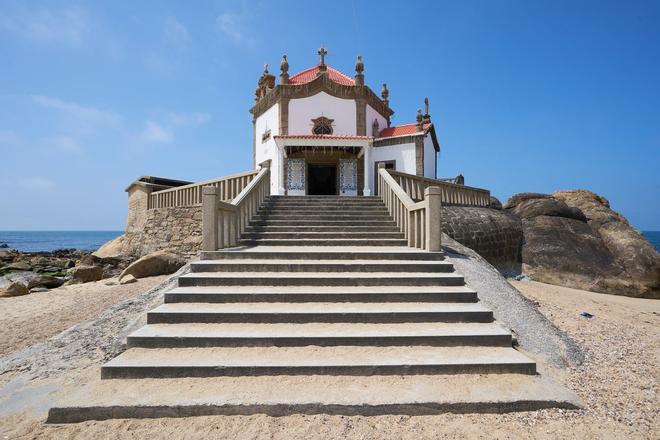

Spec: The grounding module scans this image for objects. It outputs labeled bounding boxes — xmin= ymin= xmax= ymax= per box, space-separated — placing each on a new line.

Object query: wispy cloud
xmin=164 ymin=15 xmax=190 ymax=48
xmin=168 ymin=112 xmax=211 ymax=126
xmin=32 ymin=95 xmax=123 ymax=128
xmin=0 ymin=7 xmax=88 ymax=46
xmin=138 ymin=121 xmax=174 ymax=144
xmin=216 ymin=11 xmax=256 ymax=47
xmin=17 ymin=177 xmax=56 ymax=190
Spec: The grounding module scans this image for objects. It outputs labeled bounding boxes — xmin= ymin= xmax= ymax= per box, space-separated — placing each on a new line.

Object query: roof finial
xmin=280 ymin=54 xmax=289 ymax=84
xmin=381 ymin=83 xmax=389 ymax=107
xmin=355 ymin=55 xmax=364 ymax=86
xmin=423 ymin=97 xmax=432 ymax=123
xmin=263 ymin=63 xmax=269 ymax=75
xmin=416 ymin=108 xmax=424 ymax=131
xmin=317 ymin=46 xmax=328 ymax=66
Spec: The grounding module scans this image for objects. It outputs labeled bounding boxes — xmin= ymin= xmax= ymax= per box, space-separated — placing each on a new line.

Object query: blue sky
xmin=0 ymin=0 xmax=658 ymax=230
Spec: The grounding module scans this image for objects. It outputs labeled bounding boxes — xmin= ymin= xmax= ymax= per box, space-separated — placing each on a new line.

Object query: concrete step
xmin=165 ymin=285 xmax=478 ymax=304
xmin=260 ymin=205 xmax=388 ymax=211
xmin=238 ymin=238 xmax=409 ymax=246
xmin=48 ymin=373 xmax=581 ymax=423
xmin=190 ymin=259 xmax=453 ymax=273
xmin=267 ymin=196 xmax=381 ymax=201
xmin=245 ymin=225 xmax=400 ymax=232
xmin=178 ymin=271 xmax=465 ymax=287
xmin=101 ymin=346 xmax=533 ymax=379
xmin=250 ymin=219 xmax=397 ymax=226
xmin=147 ymin=302 xmax=493 ymax=324
xmin=199 ymin=248 xmax=445 ymax=261
xmin=125 ymin=322 xmax=513 ymax=348
xmin=240 ymin=232 xmax=405 ymax=240
xmin=254 ymin=211 xmax=392 ymax=218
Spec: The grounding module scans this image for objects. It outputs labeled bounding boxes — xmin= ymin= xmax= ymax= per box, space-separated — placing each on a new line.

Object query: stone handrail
xmin=148 ymin=170 xmax=260 ymax=209
xmin=202 ymin=163 xmax=271 ymax=250
xmin=387 ymin=170 xmax=490 ymax=207
xmin=377 ymin=165 xmax=442 ymax=251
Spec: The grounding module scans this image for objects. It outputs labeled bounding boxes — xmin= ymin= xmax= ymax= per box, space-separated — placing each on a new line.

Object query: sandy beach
xmin=0 ymin=278 xmax=656 ymax=439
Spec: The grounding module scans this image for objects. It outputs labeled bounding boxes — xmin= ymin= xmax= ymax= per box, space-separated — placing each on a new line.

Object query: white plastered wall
xmin=423 ymin=135 xmax=437 ymax=179
xmin=370 ymin=142 xmax=417 ymax=175
xmin=288 ymin=92 xmax=356 ymax=135
xmin=254 ymin=103 xmax=280 ymax=193
xmin=366 ymin=104 xmax=388 ymax=136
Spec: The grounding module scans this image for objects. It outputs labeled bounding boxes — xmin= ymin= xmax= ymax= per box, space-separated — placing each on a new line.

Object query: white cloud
xmin=168 ymin=112 xmax=211 ymax=126
xmin=138 ymin=121 xmax=174 ymax=144
xmin=17 ymin=177 xmax=56 ymax=190
xmin=32 ymin=95 xmax=123 ymax=128
xmin=0 ymin=7 xmax=88 ymax=46
xmin=216 ymin=11 xmax=255 ymax=46
xmin=164 ymin=16 xmax=190 ymax=47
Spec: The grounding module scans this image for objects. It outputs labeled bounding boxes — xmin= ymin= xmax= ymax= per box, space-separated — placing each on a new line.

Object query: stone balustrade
xmin=202 ymin=163 xmax=271 ymax=251
xmin=388 ymin=170 xmax=490 ymax=207
xmin=148 ymin=170 xmax=260 ymax=210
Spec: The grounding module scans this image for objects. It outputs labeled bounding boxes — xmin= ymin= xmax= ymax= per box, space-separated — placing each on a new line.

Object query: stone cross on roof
xmin=317 ymin=46 xmax=328 ymax=66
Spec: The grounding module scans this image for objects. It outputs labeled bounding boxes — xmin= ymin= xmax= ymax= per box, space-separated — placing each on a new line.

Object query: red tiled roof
xmin=288 ymin=65 xmax=356 ymax=86
xmin=274 ymin=134 xmax=372 ymax=140
xmin=377 ymin=123 xmax=431 ymax=138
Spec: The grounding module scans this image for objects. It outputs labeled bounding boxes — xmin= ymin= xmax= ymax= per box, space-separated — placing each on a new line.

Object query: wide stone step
xmin=245 ymin=225 xmax=400 ymax=232
xmin=250 ymin=219 xmax=397 ymax=226
xmin=190 ymin=259 xmax=453 ymax=273
xmin=178 ymin=271 xmax=465 ymax=287
xmin=240 ymin=232 xmax=404 ymax=240
xmin=199 ymin=248 xmax=445 ymax=261
xmin=147 ymin=302 xmax=493 ymax=324
xmin=268 ymin=196 xmax=381 ymax=201
xmin=102 ymin=346 xmax=533 ymax=379
xmin=48 ymin=373 xmax=581 ymax=423
xmin=238 ymin=238 xmax=409 ymax=246
xmin=254 ymin=211 xmax=391 ymax=218
xmin=125 ymin=322 xmax=513 ymax=348
xmin=260 ymin=205 xmax=388 ymax=211
xmin=165 ymin=285 xmax=478 ymax=303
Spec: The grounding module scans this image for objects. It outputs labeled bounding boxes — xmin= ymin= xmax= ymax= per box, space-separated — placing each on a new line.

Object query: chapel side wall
xmin=254 ymin=103 xmax=280 ymax=194
xmin=423 ymin=135 xmax=437 ymax=179
xmin=288 ymin=92 xmax=357 ymax=135
xmin=366 ymin=105 xmax=388 ymax=136
xmin=371 ymin=143 xmax=417 ymax=174
xmin=123 ymin=206 xmax=202 ymax=259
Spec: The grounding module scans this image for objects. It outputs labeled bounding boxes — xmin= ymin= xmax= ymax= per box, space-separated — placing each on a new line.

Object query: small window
xmin=261 ymin=129 xmax=271 ymax=142
xmin=311 ymin=116 xmax=334 ymax=135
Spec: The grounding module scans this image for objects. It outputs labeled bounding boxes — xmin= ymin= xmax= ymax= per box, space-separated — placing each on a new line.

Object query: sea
xmin=0 ymin=231 xmax=123 ymax=253
xmin=0 ymin=230 xmax=658 ymax=253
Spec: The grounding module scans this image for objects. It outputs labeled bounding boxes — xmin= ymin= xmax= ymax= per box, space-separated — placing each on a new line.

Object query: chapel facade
xmin=251 ymin=48 xmax=440 ymax=196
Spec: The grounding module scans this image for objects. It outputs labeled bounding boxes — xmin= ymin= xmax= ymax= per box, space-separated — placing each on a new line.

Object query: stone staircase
xmin=102 ymin=196 xmax=534 ymax=378
xmin=47 ymin=196 xmax=582 ymax=423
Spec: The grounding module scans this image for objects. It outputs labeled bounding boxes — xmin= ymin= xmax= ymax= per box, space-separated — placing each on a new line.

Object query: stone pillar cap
xmin=424 ymin=186 xmax=443 ymax=195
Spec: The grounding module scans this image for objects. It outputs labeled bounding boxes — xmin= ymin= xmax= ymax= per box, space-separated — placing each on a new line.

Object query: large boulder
xmin=0 ymin=280 xmax=29 ymax=297
xmin=93 ymin=234 xmax=126 ymax=259
xmin=118 ymin=251 xmax=185 ymax=282
xmin=505 ymin=190 xmax=660 ymax=298
xmin=2 ymin=261 xmax=31 ymax=272
xmin=4 ymin=271 xmax=65 ymax=289
xmin=554 ymin=190 xmax=660 ymax=296
xmin=68 ymin=265 xmax=103 ymax=283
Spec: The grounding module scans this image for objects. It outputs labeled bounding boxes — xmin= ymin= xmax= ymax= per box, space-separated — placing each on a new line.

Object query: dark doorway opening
xmin=308 ymin=164 xmax=337 ymax=195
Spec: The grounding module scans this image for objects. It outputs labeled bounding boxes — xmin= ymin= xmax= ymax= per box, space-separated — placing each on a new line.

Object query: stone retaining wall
xmin=442 ymin=207 xmax=523 ymax=276
xmin=123 ymin=206 xmax=202 ymax=259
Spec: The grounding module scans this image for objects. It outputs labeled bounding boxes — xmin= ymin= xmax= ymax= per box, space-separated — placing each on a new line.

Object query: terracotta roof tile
xmin=377 ymin=123 xmax=431 ymax=138
xmin=288 ymin=65 xmax=355 ymax=86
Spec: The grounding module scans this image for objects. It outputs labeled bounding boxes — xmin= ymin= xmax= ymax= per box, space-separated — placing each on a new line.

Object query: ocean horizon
xmin=0 ymin=230 xmax=123 ymax=253
xmin=1 ymin=229 xmax=659 ymax=253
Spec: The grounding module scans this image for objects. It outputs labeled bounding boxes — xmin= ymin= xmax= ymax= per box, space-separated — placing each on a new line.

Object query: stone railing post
xmin=202 ymin=186 xmax=218 ymax=251
xmin=425 ymin=186 xmax=442 ymax=252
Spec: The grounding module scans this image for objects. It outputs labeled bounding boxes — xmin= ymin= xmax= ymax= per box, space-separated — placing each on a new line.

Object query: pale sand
xmin=0 ymin=276 xmax=167 ymax=356
xmin=1 ymin=280 xmax=658 ymax=439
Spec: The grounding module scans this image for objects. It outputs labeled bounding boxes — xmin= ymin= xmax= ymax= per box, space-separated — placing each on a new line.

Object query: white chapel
xmin=251 ymin=47 xmax=440 ymax=197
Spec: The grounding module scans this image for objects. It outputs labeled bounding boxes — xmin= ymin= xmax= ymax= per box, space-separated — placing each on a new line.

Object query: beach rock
xmin=93 ymin=234 xmax=126 ymax=258
xmin=2 ymin=261 xmax=31 ymax=272
xmin=488 ymin=196 xmax=502 ymax=210
xmin=119 ymin=251 xmax=185 ymax=282
xmin=30 ymin=287 xmax=49 ymax=293
xmin=4 ymin=271 xmax=65 ymax=289
xmin=119 ymin=274 xmax=137 ymax=284
xmin=0 ymin=281 xmax=29 ymax=297
xmin=507 ymin=196 xmax=586 ymax=222
xmin=503 ymin=193 xmax=551 ymax=210
xmin=0 ymin=243 xmax=8 ymax=248
xmin=69 ymin=265 xmax=103 ymax=283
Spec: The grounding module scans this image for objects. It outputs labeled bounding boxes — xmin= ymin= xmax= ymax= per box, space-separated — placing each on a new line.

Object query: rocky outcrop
xmin=505 ymin=191 xmax=659 ymax=298
xmin=442 ymin=207 xmax=523 ymax=276
xmin=0 ymin=280 xmax=29 ymax=297
xmin=3 ymin=272 xmax=66 ymax=289
xmin=93 ymin=235 xmax=126 ymax=258
xmin=118 ymin=251 xmax=186 ymax=282
xmin=68 ymin=265 xmax=104 ymax=284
